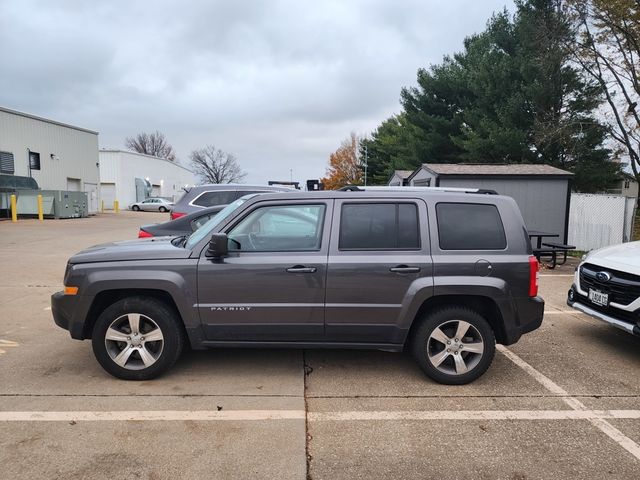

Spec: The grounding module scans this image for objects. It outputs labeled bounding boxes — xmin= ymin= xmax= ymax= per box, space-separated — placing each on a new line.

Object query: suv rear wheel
xmin=411 ymin=307 xmax=495 ymax=385
xmin=91 ymin=296 xmax=185 ymax=380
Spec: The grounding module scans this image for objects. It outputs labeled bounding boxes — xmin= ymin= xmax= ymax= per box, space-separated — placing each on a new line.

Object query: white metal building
xmin=0 ymin=106 xmax=100 ymax=213
xmin=99 ymin=150 xmax=196 ymax=209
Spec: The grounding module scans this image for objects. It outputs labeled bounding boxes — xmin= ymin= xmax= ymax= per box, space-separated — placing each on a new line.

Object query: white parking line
xmin=0 ymin=410 xmax=306 ymax=422
xmin=497 ymin=345 xmax=640 ymax=460
xmin=2 ymin=409 xmax=640 ymax=422
xmin=543 ymin=311 xmax=581 ymax=315
xmin=310 ymin=410 xmax=640 ymax=421
xmin=539 ymin=274 xmax=575 ymax=277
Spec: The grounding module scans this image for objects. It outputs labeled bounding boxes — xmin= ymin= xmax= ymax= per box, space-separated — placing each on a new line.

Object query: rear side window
xmin=436 ymin=203 xmax=506 ymax=250
xmin=339 ymin=203 xmax=420 ymax=250
xmin=192 ymin=190 xmax=237 ymax=207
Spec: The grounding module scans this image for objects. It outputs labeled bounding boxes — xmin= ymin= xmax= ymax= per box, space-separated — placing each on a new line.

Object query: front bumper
xmin=567 ymin=287 xmax=640 ymax=336
xmin=51 ymin=291 xmax=93 ymax=340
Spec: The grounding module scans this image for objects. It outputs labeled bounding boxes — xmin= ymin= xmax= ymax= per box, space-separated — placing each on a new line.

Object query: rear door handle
xmin=389 ymin=265 xmax=421 ymax=273
xmin=286 ymin=265 xmax=317 ymax=273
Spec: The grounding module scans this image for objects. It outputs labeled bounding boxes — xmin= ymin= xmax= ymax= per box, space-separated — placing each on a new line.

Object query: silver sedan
xmin=129 ymin=198 xmax=174 ymax=212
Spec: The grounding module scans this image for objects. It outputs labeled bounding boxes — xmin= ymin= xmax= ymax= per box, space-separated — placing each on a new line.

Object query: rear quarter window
xmin=436 ymin=202 xmax=506 ymax=250
xmin=192 ymin=190 xmax=237 ymax=207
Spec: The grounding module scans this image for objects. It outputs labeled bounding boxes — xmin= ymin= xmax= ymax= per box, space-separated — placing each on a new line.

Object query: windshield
xmin=185 ymin=194 xmax=257 ymax=249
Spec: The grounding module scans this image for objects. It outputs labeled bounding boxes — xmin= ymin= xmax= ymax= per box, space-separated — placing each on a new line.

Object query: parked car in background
xmin=568 ymin=241 xmax=640 ymax=337
xmin=129 ymin=198 xmax=174 ymax=212
xmin=170 ymin=184 xmax=295 ymax=219
xmin=138 ymin=205 xmax=225 ymax=238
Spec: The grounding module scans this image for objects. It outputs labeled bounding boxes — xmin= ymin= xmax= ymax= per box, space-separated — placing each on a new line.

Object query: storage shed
xmin=99 ymin=150 xmax=197 ymax=209
xmin=387 ymin=170 xmax=413 ymax=187
xmin=405 ymin=163 xmax=574 ymax=242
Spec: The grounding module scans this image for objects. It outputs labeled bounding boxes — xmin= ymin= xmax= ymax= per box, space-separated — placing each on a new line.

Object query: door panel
xmin=325 ymin=199 xmax=432 ymax=344
xmin=197 ymin=200 xmax=332 ymax=341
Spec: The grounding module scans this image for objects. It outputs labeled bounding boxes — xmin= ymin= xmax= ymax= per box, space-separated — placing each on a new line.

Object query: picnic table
xmin=528 ymin=230 xmax=575 ymax=269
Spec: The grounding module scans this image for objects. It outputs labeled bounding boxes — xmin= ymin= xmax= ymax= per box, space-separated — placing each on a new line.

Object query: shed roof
xmin=417 ymin=163 xmax=573 ymax=177
xmin=393 ymin=169 xmax=414 ymax=178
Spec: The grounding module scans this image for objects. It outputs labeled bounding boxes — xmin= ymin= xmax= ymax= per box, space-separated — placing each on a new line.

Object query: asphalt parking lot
xmin=1 ymin=212 xmax=639 ymax=479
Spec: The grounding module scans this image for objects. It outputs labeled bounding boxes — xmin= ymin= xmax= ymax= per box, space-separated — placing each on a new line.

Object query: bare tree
xmin=189 ymin=145 xmax=247 ymax=184
xmin=125 ymin=131 xmax=176 ymax=161
xmin=567 ymin=0 xmax=640 ymax=183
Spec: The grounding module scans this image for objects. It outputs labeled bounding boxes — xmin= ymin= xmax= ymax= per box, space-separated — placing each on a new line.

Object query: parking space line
xmin=497 ymin=345 xmax=640 ymax=460
xmin=0 ymin=410 xmax=306 ymax=422
xmin=543 ymin=310 xmax=582 ymax=315
xmin=310 ymin=410 xmax=640 ymax=421
xmin=2 ymin=409 xmax=640 ymax=422
xmin=539 ymin=274 xmax=575 ymax=277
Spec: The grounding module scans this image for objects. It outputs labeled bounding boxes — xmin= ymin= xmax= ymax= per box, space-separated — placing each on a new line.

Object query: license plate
xmin=589 ymin=289 xmax=608 ymax=307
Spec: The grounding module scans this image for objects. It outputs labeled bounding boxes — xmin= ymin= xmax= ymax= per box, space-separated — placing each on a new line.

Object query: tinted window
xmin=193 ymin=190 xmax=237 ymax=207
xmin=339 ymin=203 xmax=420 ymax=250
xmin=228 ymin=204 xmax=325 ymax=251
xmin=436 ymin=203 xmax=506 ymax=250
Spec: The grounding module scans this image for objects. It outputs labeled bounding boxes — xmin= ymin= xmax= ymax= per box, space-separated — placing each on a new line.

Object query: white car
xmin=129 ymin=198 xmax=174 ymax=212
xmin=567 ymin=241 xmax=640 ymax=336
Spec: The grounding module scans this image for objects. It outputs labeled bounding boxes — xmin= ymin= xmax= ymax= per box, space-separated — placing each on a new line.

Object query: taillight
xmin=138 ymin=230 xmax=153 ymax=238
xmin=170 ymin=211 xmax=186 ymax=220
xmin=529 ymin=255 xmax=539 ymax=297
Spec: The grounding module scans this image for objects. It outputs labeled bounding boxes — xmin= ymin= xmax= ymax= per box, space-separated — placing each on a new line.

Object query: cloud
xmin=0 ymin=0 xmax=513 ymax=183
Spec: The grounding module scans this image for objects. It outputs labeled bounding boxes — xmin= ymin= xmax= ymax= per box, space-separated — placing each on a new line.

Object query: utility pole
xmin=363 ymin=144 xmax=368 ymax=186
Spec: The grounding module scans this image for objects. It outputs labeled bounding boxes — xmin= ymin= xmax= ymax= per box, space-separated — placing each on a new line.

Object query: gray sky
xmin=0 ymin=0 xmax=513 ymax=185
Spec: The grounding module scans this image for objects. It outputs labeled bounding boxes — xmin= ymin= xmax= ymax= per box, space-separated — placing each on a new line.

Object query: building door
xmin=100 ymin=183 xmax=116 ymax=209
xmin=84 ymin=183 xmax=98 ymax=214
xmin=66 ymin=177 xmax=81 ymax=192
xmin=152 ymin=185 xmax=161 ymax=197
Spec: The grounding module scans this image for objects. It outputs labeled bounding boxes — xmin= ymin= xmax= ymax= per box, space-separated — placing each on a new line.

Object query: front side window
xmin=339 ymin=203 xmax=420 ymax=250
xmin=193 ymin=190 xmax=237 ymax=207
xmin=436 ymin=202 xmax=506 ymax=250
xmin=228 ymin=204 xmax=325 ymax=252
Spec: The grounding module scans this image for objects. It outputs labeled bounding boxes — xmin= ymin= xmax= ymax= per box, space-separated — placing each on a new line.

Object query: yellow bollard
xmin=114 ymin=200 xmax=119 ymax=213
xmin=10 ymin=194 xmax=17 ymax=222
xmin=37 ymin=194 xmax=43 ymax=221
xmin=101 ymin=200 xmax=104 ymax=213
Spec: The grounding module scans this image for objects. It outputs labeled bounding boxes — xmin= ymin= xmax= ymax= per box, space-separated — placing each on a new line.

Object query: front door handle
xmin=286 ymin=265 xmax=317 ymax=273
xmin=389 ymin=265 xmax=421 ymax=273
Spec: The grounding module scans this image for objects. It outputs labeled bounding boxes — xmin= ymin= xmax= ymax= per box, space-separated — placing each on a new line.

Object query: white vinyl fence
xmin=568 ymin=193 xmax=637 ymax=251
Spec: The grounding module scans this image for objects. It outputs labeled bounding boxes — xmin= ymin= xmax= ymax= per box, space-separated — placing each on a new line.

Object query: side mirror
xmin=206 ymin=233 xmax=228 ymax=258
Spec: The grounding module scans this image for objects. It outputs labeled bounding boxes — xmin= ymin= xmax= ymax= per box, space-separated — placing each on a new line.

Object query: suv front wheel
xmin=411 ymin=307 xmax=495 ymax=385
xmin=91 ymin=296 xmax=185 ymax=380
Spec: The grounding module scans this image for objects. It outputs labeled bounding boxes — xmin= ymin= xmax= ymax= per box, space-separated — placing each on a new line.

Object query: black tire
xmin=411 ymin=306 xmax=495 ymax=385
xmin=91 ymin=296 xmax=185 ymax=380
xmin=132 ymin=205 xmax=140 ymax=211
xmin=159 ymin=206 xmax=168 ymax=212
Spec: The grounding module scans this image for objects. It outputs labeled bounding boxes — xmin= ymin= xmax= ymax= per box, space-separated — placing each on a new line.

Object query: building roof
xmin=414 ymin=163 xmax=573 ymax=178
xmin=99 ymin=149 xmax=194 ymax=174
xmin=393 ymin=169 xmax=414 ymax=178
xmin=0 ymin=106 xmax=98 ymax=135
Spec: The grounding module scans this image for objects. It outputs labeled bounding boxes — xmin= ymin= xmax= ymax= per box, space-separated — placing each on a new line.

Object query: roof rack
xmin=338 ymin=185 xmax=497 ymax=195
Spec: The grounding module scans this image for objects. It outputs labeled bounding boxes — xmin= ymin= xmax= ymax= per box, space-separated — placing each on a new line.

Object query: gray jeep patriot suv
xmin=52 ymin=189 xmax=544 ymax=384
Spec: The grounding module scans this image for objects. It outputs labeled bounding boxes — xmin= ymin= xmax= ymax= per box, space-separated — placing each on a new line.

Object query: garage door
xmin=101 ymin=183 xmax=116 ymax=209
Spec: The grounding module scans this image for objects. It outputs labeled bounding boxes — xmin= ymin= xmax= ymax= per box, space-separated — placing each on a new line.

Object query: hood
xmin=584 ymin=241 xmax=640 ymax=274
xmin=69 ymin=237 xmax=191 ymax=264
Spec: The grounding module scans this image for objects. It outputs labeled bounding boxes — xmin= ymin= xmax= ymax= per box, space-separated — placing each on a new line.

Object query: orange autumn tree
xmin=321 ymin=133 xmax=363 ymax=190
